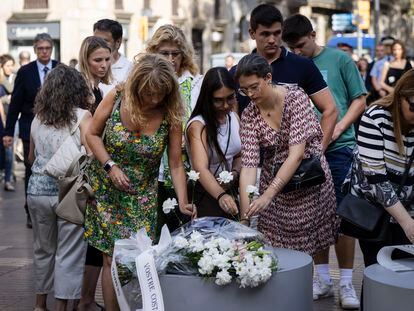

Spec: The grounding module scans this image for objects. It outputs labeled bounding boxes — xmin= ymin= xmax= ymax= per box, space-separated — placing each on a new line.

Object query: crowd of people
xmin=0 ymin=3 xmax=413 ymax=311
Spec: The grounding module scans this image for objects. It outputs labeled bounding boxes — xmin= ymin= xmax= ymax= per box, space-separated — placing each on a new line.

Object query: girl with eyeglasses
xmin=236 ymin=54 xmax=339 ymax=258
xmin=185 ymin=67 xmax=241 ymax=218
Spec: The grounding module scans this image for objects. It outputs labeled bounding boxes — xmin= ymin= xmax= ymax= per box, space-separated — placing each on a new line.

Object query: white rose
xmin=245 ymin=185 xmax=259 ymax=196
xmin=217 ymin=170 xmax=233 ymax=184
xmin=173 ymin=236 xmax=189 ymax=249
xmin=187 ymin=170 xmax=200 ymax=182
xmin=215 ymin=269 xmax=232 ymax=286
xmin=162 ymin=198 xmax=177 ymax=214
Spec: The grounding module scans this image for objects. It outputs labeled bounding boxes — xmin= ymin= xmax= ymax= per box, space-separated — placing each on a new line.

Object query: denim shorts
xmin=325 ymin=146 xmax=354 ymax=206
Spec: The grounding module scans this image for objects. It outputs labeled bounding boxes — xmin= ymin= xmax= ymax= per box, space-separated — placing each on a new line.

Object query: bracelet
xmin=216 ymin=191 xmax=227 ymax=201
xmin=269 ymin=176 xmax=286 ymax=194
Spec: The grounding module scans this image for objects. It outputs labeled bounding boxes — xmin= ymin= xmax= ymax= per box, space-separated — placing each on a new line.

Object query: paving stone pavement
xmin=0 ymin=165 xmax=363 ymax=310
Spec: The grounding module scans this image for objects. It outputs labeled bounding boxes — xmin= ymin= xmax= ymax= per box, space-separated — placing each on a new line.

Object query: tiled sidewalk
xmin=0 ymin=173 xmax=363 ymax=310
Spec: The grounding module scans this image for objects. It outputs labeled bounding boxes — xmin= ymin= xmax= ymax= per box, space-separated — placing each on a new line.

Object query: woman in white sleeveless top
xmin=186 ymin=67 xmax=241 ymax=218
xmin=27 ymin=65 xmax=92 ymax=311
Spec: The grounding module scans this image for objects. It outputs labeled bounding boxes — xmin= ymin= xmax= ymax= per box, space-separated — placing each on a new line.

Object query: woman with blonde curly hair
xmin=146 ymin=24 xmax=203 ymax=234
xmin=84 ymin=53 xmax=194 ymax=310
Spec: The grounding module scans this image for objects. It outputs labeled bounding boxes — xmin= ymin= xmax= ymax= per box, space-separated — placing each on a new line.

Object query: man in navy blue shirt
xmin=230 ymin=4 xmax=337 ymax=151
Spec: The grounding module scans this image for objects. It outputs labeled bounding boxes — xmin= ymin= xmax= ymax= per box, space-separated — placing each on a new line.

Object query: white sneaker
xmin=313 ymin=276 xmax=334 ymax=300
xmin=339 ymin=283 xmax=360 ymax=309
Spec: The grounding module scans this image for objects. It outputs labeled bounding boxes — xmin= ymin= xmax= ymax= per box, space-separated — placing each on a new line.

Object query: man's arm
xmin=309 ymin=88 xmax=338 ymax=152
xmin=4 ymin=68 xmax=25 ymax=138
xmin=331 ymin=95 xmax=366 ymax=141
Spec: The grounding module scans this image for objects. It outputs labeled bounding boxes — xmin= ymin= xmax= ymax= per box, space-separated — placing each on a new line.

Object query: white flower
xmin=246 ymin=185 xmax=259 ymax=196
xmin=162 ymin=198 xmax=177 ymax=214
xmin=188 ymin=231 xmax=205 ymax=252
xmin=215 ymin=269 xmax=232 ymax=286
xmin=173 ymin=236 xmax=189 ymax=249
xmin=187 ymin=170 xmax=200 ymax=182
xmin=198 ymin=254 xmax=215 ymax=275
xmin=217 ymin=171 xmax=233 ymax=184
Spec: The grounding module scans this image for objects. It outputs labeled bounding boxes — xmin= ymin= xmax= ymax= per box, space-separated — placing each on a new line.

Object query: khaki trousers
xmin=27 ymin=195 xmax=87 ymax=299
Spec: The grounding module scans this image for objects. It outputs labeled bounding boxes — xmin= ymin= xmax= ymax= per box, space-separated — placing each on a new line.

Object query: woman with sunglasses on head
xmin=146 ymin=24 xmax=203 ymax=234
xmin=186 ymin=67 xmax=241 ymax=218
xmin=235 ymin=54 xmax=339 ymax=257
xmin=348 ymin=69 xmax=414 ymax=267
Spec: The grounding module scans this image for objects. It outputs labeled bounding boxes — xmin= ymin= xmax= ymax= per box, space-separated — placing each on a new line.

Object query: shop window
xmin=24 ymin=0 xmax=48 ymax=9
xmin=115 ymin=0 xmax=123 ymax=10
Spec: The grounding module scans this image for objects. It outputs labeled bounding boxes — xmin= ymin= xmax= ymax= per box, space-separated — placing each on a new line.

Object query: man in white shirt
xmin=93 ymin=19 xmax=133 ymax=95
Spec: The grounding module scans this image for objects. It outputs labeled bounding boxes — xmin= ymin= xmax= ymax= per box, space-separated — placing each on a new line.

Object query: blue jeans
xmin=325 ymin=146 xmax=353 ymax=206
xmin=3 ymin=146 xmax=13 ymax=182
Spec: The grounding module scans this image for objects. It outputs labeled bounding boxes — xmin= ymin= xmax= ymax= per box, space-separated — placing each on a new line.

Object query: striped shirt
xmin=351 ymin=105 xmax=414 ymax=216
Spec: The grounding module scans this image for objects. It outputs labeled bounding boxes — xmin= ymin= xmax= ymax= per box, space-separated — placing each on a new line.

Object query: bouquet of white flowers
xmin=171 ymin=231 xmax=277 ymax=287
xmin=112 ymin=217 xmax=278 ymax=311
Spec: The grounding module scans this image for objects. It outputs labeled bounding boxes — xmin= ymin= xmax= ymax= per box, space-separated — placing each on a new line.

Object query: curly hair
xmin=145 ymin=24 xmax=199 ymax=76
xmin=122 ymin=53 xmax=183 ymax=126
xmin=34 ymin=64 xmax=92 ymax=128
xmin=78 ymin=36 xmax=112 ymax=89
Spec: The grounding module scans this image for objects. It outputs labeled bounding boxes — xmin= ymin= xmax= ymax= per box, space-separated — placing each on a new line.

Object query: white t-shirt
xmin=185 ymin=111 xmax=241 ymax=176
xmin=100 ymin=54 xmax=133 ymax=96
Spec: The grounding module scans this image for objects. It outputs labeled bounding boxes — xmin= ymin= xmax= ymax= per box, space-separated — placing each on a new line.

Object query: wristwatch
xmin=103 ymin=160 xmax=116 ymax=173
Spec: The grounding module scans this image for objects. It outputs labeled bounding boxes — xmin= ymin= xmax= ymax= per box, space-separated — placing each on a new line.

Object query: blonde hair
xmin=123 ymin=53 xmax=183 ymax=126
xmin=78 ymin=36 xmax=112 ymax=89
xmin=146 ymin=24 xmax=199 ymax=76
xmin=373 ymin=69 xmax=414 ymax=154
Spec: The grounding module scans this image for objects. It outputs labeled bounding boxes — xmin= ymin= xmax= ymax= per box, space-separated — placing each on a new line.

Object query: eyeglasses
xmin=157 ymin=50 xmax=182 ymax=59
xmin=36 ymin=46 xmax=52 ymax=51
xmin=238 ymin=83 xmax=261 ymax=97
xmin=213 ymin=93 xmax=237 ymax=106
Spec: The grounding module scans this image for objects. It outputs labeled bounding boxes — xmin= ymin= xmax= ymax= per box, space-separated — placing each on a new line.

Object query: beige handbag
xmin=44 ymin=109 xmax=87 ymax=178
xmin=55 ymin=95 xmax=121 ymax=224
xmin=56 ymin=153 xmax=94 ymax=225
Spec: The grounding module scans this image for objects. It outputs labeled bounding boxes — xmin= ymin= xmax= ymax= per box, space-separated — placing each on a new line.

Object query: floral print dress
xmin=84 ymin=93 xmax=169 ymax=255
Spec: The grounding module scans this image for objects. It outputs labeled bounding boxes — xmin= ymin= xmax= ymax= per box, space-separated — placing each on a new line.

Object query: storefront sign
xmin=7 ymin=22 xmax=60 ymax=40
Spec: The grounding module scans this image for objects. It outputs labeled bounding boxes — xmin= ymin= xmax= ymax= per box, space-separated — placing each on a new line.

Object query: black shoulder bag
xmin=337 ymin=150 xmax=414 ymax=241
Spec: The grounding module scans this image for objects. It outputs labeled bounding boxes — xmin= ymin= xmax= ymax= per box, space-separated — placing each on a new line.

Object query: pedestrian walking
xmin=380 ymin=40 xmax=412 ymax=97
xmin=0 ymin=54 xmax=16 ymax=191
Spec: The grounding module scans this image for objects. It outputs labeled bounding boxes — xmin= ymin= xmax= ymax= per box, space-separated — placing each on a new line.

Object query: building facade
xmin=0 ymin=0 xmax=412 ymax=72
